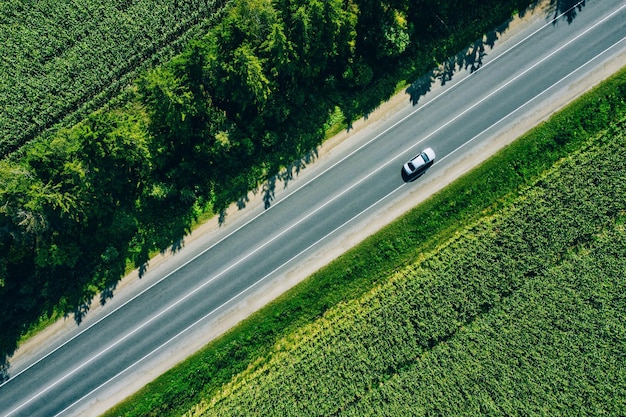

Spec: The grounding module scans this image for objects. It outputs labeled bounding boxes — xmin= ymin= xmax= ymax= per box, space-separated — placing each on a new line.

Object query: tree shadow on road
xmin=548 ymin=0 xmax=587 ymax=25
xmin=262 ymin=148 xmax=319 ymax=210
xmin=0 ymin=358 xmax=8 ymax=383
xmin=260 ymin=148 xmax=319 ymax=210
xmin=406 ymin=0 xmax=588 ymax=107
xmin=406 ymin=18 xmax=512 ymax=106
xmin=217 ymin=147 xmax=320 ymax=225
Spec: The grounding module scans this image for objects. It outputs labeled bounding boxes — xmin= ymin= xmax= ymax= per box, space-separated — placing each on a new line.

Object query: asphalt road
xmin=1 ymin=1 xmax=625 ymax=416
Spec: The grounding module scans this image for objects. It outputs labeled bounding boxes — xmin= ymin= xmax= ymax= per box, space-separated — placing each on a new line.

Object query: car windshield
xmin=421 ymin=152 xmax=430 ymax=163
xmin=408 ymin=161 xmax=416 ymax=170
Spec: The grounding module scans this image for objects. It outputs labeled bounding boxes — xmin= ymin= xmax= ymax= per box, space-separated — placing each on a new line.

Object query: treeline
xmin=1 ymin=0 xmax=536 ymax=367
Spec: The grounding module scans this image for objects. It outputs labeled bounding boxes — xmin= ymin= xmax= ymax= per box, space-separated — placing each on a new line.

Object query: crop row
xmin=188 ymin=123 xmax=626 ymax=415
xmin=340 ymin=224 xmax=626 ymax=416
xmin=0 ymin=0 xmax=226 ymax=157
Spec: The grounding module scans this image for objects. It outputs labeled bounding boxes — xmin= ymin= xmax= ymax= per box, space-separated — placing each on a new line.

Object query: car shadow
xmin=401 ymin=167 xmax=428 ymax=183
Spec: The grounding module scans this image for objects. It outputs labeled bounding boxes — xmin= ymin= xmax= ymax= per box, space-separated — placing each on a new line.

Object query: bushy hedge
xmin=185 ymin=117 xmax=626 ymax=415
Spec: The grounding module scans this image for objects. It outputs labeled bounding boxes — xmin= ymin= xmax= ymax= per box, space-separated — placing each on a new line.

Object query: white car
xmin=402 ymin=147 xmax=435 ymax=181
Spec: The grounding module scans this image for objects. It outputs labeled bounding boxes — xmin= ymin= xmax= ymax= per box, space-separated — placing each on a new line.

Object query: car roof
xmin=411 ymin=153 xmax=426 ymax=166
xmin=411 ymin=150 xmax=430 ymax=165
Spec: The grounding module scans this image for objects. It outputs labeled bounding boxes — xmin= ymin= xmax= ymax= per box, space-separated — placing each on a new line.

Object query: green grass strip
xmin=103 ymin=67 xmax=626 ymax=417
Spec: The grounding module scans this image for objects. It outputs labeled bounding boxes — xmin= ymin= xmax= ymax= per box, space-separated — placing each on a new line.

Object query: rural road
xmin=1 ymin=1 xmax=625 ymax=416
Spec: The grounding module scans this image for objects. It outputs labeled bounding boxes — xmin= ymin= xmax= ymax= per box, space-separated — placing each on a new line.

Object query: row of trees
xmin=0 ymin=107 xmax=152 ymax=367
xmin=1 ymin=0 xmax=538 ymax=369
xmin=139 ymin=0 xmax=411 ymax=215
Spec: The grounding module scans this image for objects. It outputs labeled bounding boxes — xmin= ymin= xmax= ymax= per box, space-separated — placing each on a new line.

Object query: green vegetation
xmin=340 ymin=227 xmax=626 ymax=416
xmin=103 ymin=66 xmax=626 ymax=417
xmin=0 ymin=0 xmax=227 ymax=157
xmin=1 ymin=0 xmax=538 ymax=367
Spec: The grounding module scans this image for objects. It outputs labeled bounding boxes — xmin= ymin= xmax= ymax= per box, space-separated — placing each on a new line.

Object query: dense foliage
xmin=1 ymin=0 xmax=538 ymax=369
xmin=187 ymin=119 xmax=626 ymax=416
xmin=0 ymin=105 xmax=151 ymax=361
xmin=0 ymin=0 xmax=227 ymax=157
